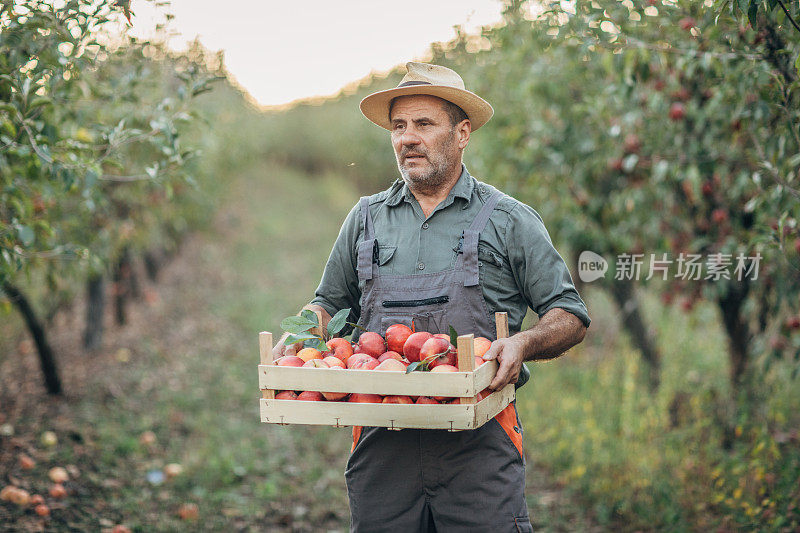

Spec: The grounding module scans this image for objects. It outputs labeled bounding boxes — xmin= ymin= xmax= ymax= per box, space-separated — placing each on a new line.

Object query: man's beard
xmin=396 ymin=132 xmax=459 ymax=193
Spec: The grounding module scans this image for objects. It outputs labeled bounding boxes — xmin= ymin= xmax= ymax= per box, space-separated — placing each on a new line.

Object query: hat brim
xmin=359 ymin=85 xmax=493 ymax=131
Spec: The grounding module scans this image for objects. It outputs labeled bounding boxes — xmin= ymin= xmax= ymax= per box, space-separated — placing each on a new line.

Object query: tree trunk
xmin=113 ymin=248 xmax=129 ymax=326
xmin=608 ymin=277 xmax=662 ymax=391
xmin=128 ymin=253 xmax=141 ymax=300
xmin=83 ymin=273 xmax=105 ymax=351
xmin=2 ymin=281 xmax=62 ymax=395
xmin=717 ymin=279 xmax=752 ymax=389
xmin=143 ymin=249 xmax=162 ymax=282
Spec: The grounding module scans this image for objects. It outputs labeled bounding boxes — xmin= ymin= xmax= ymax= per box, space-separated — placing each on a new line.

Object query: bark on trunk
xmin=608 ymin=278 xmax=662 ymax=391
xmin=717 ymin=280 xmax=752 ymax=389
xmin=83 ymin=273 xmax=105 ymax=351
xmin=113 ymin=249 xmax=129 ymax=326
xmin=143 ymin=249 xmax=162 ymax=282
xmin=2 ymin=281 xmax=62 ymax=395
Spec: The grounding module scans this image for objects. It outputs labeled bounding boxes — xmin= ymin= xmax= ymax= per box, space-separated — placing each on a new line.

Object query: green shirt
xmin=310 ymin=165 xmax=591 ymax=335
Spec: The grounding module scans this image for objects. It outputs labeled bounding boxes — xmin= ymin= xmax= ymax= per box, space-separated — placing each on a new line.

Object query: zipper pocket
xmin=382 ymin=295 xmax=449 ymax=308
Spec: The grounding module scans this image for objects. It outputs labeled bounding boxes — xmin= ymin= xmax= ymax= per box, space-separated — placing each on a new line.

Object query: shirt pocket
xmin=477 ymin=245 xmax=517 ymax=312
xmin=377 ymin=245 xmax=396 ymax=273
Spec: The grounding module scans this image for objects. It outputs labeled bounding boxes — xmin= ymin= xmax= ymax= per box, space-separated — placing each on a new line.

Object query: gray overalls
xmin=345 ymin=192 xmax=533 ymax=532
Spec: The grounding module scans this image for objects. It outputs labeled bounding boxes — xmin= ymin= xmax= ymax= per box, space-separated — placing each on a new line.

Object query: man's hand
xmin=482 ymin=336 xmax=526 ymax=391
xmin=272 ymin=332 xmax=303 ymax=359
xmin=271 ymin=304 xmax=333 ymax=360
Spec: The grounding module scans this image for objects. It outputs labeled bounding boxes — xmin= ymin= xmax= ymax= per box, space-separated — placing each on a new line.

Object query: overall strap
xmin=462 ymin=191 xmax=503 ymax=287
xmin=357 ymin=197 xmax=378 ymax=281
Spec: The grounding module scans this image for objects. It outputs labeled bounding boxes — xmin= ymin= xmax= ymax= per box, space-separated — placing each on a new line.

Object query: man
xmin=274 ymin=62 xmax=590 ymax=532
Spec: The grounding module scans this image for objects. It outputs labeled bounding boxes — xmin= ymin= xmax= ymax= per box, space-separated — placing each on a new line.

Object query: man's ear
xmin=457 ymin=119 xmax=471 ymax=149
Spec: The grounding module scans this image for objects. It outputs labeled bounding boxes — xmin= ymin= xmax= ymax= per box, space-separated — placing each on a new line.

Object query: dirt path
xmin=1 ymin=161 xmax=600 ymax=531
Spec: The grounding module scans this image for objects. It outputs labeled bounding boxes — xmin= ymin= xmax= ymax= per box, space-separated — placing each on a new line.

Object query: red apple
xmin=476 ymin=387 xmax=492 ymax=401
xmin=357 ymin=331 xmax=386 ymax=357
xmin=419 ymin=337 xmax=456 ymax=368
xmin=297 ymin=391 xmax=324 ymax=401
xmin=415 ymin=396 xmax=439 ymax=404
xmin=473 ymin=337 xmax=492 ymax=358
xmin=474 ymin=356 xmax=486 ymax=368
xmin=322 ymin=356 xmax=345 ymax=368
xmin=346 ymin=353 xmax=374 ymax=369
xmin=350 ymin=356 xmax=379 ymax=370
xmin=403 ymin=332 xmax=433 ymax=362
xmin=275 ymin=390 xmax=298 ymax=400
xmin=302 ymin=359 xmax=329 ymax=368
xmin=669 ymin=102 xmax=686 ymax=121
xmin=326 ymin=337 xmax=354 ymax=362
xmin=276 ymin=356 xmax=304 ymax=367
xmin=385 ymin=324 xmax=413 ymax=353
xmin=383 ymin=395 xmax=414 ymax=404
xmin=433 ymin=333 xmax=450 ymax=340
xmin=348 ymin=393 xmax=383 ymax=404
xmin=375 ymin=359 xmax=407 ymax=371
xmin=377 ymin=351 xmax=405 ymax=363
xmin=296 ymin=347 xmax=323 ymax=362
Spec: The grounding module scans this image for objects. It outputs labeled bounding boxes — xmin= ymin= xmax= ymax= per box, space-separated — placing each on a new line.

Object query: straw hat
xmin=359 ymin=62 xmax=494 ymax=131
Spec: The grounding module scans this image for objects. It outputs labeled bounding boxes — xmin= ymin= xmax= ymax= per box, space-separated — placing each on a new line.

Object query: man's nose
xmin=400 ymin=129 xmax=421 ymax=146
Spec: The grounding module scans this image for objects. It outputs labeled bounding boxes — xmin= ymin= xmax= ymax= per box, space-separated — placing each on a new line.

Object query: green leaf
xmin=27 ymin=97 xmax=52 ymax=112
xmin=747 ymin=0 xmax=758 ymax=28
xmin=283 ymin=332 xmax=319 ymax=345
xmin=310 ymin=338 xmax=328 ymax=352
xmin=300 ymin=309 xmax=319 ymax=324
xmin=405 ymin=361 xmax=421 ymax=374
xmin=449 ymin=325 xmax=459 ymax=346
xmin=17 ymin=225 xmax=34 ymax=247
xmin=280 ymin=315 xmax=317 ymax=334
xmin=327 ymin=308 xmax=350 ymax=336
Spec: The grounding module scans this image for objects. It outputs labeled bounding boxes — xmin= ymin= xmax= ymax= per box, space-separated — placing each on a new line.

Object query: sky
xmin=130 ymin=0 xmax=507 ymax=107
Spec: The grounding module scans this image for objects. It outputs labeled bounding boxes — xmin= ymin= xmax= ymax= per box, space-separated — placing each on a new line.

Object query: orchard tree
xmin=0 ymin=1 xmax=217 ymax=392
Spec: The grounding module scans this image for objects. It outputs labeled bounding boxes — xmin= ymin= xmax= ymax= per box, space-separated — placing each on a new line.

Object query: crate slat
xmin=259 ymin=364 xmax=496 ymax=397
xmin=261 ymin=399 xmax=475 ymax=429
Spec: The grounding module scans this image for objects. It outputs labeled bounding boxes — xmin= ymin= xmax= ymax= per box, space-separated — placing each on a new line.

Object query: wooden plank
xmin=456 ymin=334 xmax=476 ymax=405
xmin=472 ymin=383 xmax=515 ymax=427
xmin=472 ymin=359 xmax=499 ymax=391
xmin=259 ymin=365 xmax=478 ymax=397
xmin=495 ymin=311 xmax=509 ymax=339
xmin=261 ymin=399 xmax=476 ymax=430
xmin=259 ymin=332 xmax=274 ymax=400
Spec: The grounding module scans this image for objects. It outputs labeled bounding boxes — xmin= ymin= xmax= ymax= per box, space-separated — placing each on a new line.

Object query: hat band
xmin=397 ymin=80 xmax=432 ymax=88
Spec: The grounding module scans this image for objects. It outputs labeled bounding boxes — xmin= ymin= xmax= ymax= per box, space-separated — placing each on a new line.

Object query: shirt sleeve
xmin=309 ymin=202 xmax=362 ymax=328
xmin=505 ymin=203 xmax=591 ymax=328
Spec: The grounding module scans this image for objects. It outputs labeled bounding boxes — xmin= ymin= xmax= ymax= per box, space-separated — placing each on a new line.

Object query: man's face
xmin=389 ymin=95 xmax=466 ymax=191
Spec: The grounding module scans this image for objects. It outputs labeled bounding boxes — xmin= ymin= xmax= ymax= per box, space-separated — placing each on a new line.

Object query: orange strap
xmin=351 ymin=425 xmax=363 ymax=453
xmin=494 ymin=403 xmax=523 ymax=459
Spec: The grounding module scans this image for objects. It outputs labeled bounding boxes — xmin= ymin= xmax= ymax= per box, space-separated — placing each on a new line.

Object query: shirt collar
xmin=385 ymin=164 xmax=474 ymax=208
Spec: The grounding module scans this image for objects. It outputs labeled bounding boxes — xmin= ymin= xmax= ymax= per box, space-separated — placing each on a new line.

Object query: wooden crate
xmin=258 ymin=312 xmax=515 ymax=431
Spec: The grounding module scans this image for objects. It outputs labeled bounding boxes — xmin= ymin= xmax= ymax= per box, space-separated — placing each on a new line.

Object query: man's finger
xmin=490 ymin=354 xmax=514 ymax=390
xmin=482 ymin=340 xmax=502 ymax=361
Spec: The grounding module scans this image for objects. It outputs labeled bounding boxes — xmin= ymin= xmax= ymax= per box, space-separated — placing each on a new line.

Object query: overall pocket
xmin=379 ymin=296 xmax=449 ymax=335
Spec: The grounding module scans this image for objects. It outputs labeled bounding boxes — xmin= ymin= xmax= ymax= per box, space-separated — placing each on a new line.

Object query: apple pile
xmin=272 ymin=324 xmax=493 ymax=404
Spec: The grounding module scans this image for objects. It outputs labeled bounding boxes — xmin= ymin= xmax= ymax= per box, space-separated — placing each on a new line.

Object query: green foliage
xmin=0 ymin=1 xmax=224 ymax=332
xmin=280 ymin=307 xmax=352 ymax=351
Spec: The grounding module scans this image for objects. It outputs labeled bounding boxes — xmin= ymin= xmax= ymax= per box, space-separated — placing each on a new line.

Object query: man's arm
xmin=482 ymin=202 xmax=590 ymax=390
xmin=482 ymin=307 xmax=586 ymax=390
